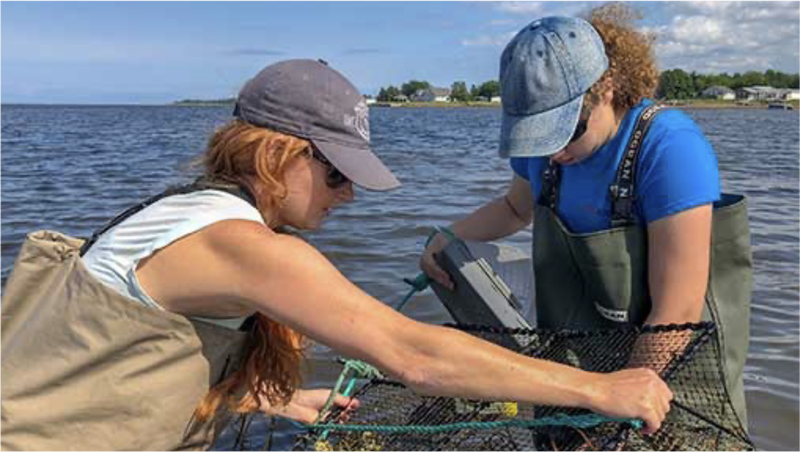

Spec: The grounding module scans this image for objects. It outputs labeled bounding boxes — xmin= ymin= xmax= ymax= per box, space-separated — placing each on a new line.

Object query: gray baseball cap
xmin=234 ymin=59 xmax=400 ymax=191
xmin=498 ymin=17 xmax=608 ymax=158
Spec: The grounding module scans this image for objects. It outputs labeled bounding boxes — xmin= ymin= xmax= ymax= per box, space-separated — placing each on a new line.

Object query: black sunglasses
xmin=311 ymin=147 xmax=351 ymax=189
xmin=569 ymin=118 xmax=589 ymax=144
xmin=567 ymin=93 xmax=593 ymax=144
xmin=569 ymin=100 xmax=593 ymax=144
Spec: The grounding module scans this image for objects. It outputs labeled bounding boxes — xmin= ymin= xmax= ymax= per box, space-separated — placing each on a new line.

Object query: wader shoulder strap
xmin=79 ymin=177 xmax=257 ymax=256
xmin=537 ymin=160 xmax=562 ymax=210
xmin=609 ymin=104 xmax=667 ymax=227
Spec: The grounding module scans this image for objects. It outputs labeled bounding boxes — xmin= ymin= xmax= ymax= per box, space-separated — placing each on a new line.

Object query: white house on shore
xmin=736 ymin=86 xmax=800 ymax=101
xmin=472 ymin=95 xmax=502 ymax=103
xmin=701 ymin=85 xmax=735 ymax=100
xmin=783 ymin=90 xmax=800 ymax=100
xmin=736 ymin=86 xmax=783 ymax=101
xmin=412 ymin=87 xmax=451 ymax=102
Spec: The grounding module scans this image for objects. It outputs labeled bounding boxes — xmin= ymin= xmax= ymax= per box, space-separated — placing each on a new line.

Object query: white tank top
xmin=82 ymin=189 xmax=265 ymax=329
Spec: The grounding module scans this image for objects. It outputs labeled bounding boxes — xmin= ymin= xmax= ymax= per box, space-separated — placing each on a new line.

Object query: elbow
xmin=396 ymin=366 xmax=433 ymax=394
xmin=382 ymin=352 xmax=441 ymax=395
xmin=378 ymin=333 xmax=446 ymax=396
xmin=501 ymin=194 xmax=532 ymax=228
xmin=397 ymin=361 xmax=446 ymax=397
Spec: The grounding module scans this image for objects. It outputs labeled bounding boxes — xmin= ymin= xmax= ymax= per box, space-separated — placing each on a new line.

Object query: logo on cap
xmin=345 ymin=100 xmax=370 ymax=142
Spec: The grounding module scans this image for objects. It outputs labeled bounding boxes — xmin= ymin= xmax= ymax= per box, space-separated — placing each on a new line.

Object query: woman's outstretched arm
xmin=146 ymin=219 xmax=672 ymax=434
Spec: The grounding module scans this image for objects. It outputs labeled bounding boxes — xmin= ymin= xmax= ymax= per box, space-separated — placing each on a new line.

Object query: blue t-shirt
xmin=510 ymin=100 xmax=720 ymax=233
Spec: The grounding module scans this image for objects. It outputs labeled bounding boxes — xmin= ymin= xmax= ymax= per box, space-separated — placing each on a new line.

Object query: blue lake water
xmin=1 ymin=104 xmax=798 ymax=450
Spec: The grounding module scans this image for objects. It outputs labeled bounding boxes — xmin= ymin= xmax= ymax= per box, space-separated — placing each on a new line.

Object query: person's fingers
xmin=654 ymin=378 xmax=672 ymax=420
xmin=421 ymin=254 xmax=454 ymax=290
xmin=430 ymin=258 xmax=453 ymax=289
xmin=336 ymin=399 xmax=361 ymax=422
xmin=333 ymin=394 xmax=359 ymax=409
xmin=421 ymin=253 xmax=437 ymax=272
xmin=646 ymin=376 xmax=669 ymax=430
xmin=332 ymin=394 xmax=348 ymax=407
xmin=590 ymin=369 xmax=674 ymax=436
xmin=348 ymin=397 xmax=360 ymax=409
xmin=432 ymin=268 xmax=453 ymax=290
xmin=649 ymin=383 xmax=672 ymax=434
xmin=641 ymin=412 xmax=660 ymax=436
xmin=660 ymin=392 xmax=671 ymax=420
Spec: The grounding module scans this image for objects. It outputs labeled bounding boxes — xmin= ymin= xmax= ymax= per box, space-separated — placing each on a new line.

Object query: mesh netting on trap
xmin=293 ymin=322 xmax=753 ymax=451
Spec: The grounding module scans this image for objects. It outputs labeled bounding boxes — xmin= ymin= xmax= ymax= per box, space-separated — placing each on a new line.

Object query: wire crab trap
xmin=293 ymin=322 xmax=753 ymax=451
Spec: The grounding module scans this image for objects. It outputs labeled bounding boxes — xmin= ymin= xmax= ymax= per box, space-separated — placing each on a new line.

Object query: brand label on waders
xmin=594 ymin=302 xmax=629 ymax=323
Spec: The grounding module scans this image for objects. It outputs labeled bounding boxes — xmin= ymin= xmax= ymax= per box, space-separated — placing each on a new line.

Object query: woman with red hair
xmin=1 ymin=59 xmax=672 ymax=450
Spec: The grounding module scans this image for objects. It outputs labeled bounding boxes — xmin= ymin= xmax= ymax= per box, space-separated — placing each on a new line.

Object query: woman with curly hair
xmin=421 ymin=5 xmax=751 ymax=427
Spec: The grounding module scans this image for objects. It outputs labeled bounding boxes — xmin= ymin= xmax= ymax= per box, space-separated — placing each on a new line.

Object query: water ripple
xmin=2 ymin=105 xmax=797 ymax=450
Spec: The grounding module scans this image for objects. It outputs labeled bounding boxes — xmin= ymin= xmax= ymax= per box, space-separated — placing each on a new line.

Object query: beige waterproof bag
xmin=2 ymin=230 xmax=249 ymax=451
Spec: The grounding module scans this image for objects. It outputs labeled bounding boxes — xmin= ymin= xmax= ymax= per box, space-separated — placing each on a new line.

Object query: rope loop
xmin=424 ymin=225 xmax=457 ymax=248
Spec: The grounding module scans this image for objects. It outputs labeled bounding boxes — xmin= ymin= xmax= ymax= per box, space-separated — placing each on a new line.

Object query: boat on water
xmin=768 ymin=102 xmax=794 ymax=110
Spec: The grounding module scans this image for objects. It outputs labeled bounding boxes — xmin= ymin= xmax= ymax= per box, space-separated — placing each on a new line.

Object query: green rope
xmin=396 ymin=226 xmax=456 ymax=312
xmin=424 ymin=226 xmax=456 ymax=247
xmin=316 ymin=359 xmax=384 ymax=442
xmin=309 ymin=413 xmax=643 ymax=434
xmin=317 ymin=360 xmax=383 ymax=423
xmin=397 ymin=273 xmax=429 ymax=312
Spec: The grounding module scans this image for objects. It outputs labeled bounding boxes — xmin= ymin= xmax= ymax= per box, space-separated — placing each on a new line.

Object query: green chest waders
xmin=532 ymin=105 xmax=752 ymax=428
xmin=1 ymin=179 xmax=257 ymax=450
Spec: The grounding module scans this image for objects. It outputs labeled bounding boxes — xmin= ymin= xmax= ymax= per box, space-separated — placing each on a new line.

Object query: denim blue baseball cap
xmin=498 ymin=17 xmax=608 ymax=158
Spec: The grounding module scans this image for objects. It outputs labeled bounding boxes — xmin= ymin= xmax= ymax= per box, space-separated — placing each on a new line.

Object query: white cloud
xmin=670 ymin=16 xmax=727 ymax=44
xmin=652 ymin=2 xmax=799 ymax=73
xmin=474 ymin=0 xmax=543 ymax=15
xmin=467 ymin=1 xmax=591 ymax=49
xmin=495 ymin=2 xmax=544 ymax=15
xmin=664 ymin=0 xmax=741 ymax=12
xmin=464 ymin=1 xmax=798 ymax=73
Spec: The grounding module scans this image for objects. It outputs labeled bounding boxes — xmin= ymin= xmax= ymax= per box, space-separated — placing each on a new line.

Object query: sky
xmin=2 ymin=1 xmax=799 ymax=104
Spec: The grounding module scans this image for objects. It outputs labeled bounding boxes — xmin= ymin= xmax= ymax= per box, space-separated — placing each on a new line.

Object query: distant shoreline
xmin=368 ymin=101 xmax=501 ymax=108
xmin=169 ymin=99 xmax=798 ymax=109
xmin=171 ymin=99 xmax=235 ymax=107
xmin=3 ymin=99 xmax=795 ymax=110
xmin=659 ymin=99 xmax=799 ymax=109
xmin=366 ymin=99 xmax=799 ymax=109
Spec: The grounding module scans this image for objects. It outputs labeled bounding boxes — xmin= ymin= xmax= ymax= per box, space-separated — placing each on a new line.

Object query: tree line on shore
xmin=376 ymin=80 xmax=500 ymax=102
xmin=656 ymin=69 xmax=799 ymax=100
xmin=174 ymin=69 xmax=799 ymax=105
xmin=375 ymin=69 xmax=800 ymax=103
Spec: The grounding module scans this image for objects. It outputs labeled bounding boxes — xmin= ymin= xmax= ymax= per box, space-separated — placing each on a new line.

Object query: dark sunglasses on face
xmin=569 ymin=95 xmax=594 ymax=144
xmin=569 ymin=118 xmax=589 ymax=144
xmin=311 ymin=147 xmax=351 ymax=189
